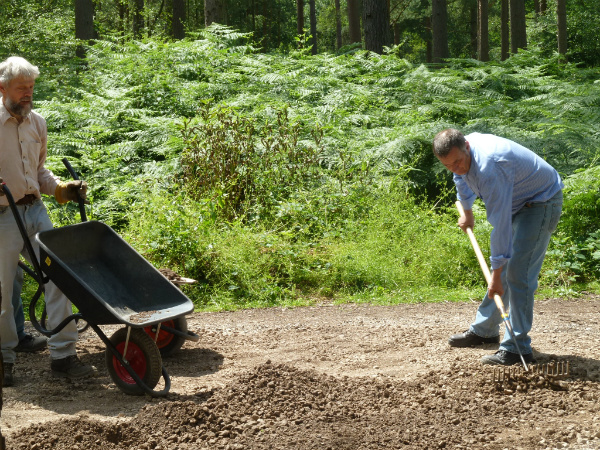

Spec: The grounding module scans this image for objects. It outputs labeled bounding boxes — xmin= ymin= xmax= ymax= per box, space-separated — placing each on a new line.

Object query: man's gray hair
xmin=432 ymin=128 xmax=467 ymax=158
xmin=0 ymin=56 xmax=40 ymax=85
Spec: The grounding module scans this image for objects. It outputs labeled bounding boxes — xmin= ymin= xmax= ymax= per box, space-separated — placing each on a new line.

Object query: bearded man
xmin=0 ymin=56 xmax=95 ymax=386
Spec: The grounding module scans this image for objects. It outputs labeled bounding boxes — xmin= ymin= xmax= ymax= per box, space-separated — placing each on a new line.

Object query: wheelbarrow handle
xmin=62 ymin=158 xmax=87 ymax=222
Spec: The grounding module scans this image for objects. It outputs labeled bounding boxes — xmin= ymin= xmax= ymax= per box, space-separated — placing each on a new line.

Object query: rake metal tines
xmin=492 ymin=361 xmax=570 ymax=384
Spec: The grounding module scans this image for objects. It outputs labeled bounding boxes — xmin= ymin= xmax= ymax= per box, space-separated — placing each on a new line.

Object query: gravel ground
xmin=2 ymin=295 xmax=600 ymax=449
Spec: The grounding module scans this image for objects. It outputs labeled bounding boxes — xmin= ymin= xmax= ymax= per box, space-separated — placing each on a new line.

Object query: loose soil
xmin=2 ymin=295 xmax=600 ymax=450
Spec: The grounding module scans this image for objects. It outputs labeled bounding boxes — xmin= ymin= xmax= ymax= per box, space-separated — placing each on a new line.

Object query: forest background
xmin=1 ymin=0 xmax=599 ymax=312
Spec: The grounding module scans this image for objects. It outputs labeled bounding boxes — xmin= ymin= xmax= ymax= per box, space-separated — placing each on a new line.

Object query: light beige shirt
xmin=0 ymin=102 xmax=59 ymax=206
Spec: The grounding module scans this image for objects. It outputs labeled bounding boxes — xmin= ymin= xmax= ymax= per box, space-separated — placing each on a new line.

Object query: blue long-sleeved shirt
xmin=455 ymin=133 xmax=563 ymax=270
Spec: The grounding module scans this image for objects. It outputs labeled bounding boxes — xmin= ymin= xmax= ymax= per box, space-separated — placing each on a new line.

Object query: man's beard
xmin=5 ymin=96 xmax=32 ymax=117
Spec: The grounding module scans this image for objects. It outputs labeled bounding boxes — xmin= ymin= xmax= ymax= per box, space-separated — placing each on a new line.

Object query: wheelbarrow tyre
xmin=143 ymin=317 xmax=188 ymax=357
xmin=106 ymin=328 xmax=162 ymax=396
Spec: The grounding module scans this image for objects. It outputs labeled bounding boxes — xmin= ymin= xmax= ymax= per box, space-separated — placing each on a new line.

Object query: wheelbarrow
xmin=1 ymin=163 xmax=199 ymax=397
xmin=36 ymin=160 xmax=200 ymax=358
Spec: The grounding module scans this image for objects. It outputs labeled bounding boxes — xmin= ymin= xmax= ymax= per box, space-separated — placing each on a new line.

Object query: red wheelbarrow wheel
xmin=105 ymin=328 xmax=162 ymax=396
xmin=143 ymin=317 xmax=188 ymax=357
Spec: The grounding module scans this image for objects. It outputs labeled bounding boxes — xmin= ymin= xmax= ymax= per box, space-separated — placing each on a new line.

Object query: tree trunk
xmin=556 ymin=0 xmax=567 ymax=60
xmin=477 ymin=0 xmax=489 ymax=61
xmin=335 ymin=0 xmax=343 ymax=50
xmin=309 ymin=0 xmax=317 ymax=54
xmin=470 ymin=2 xmax=477 ymax=59
xmin=75 ymin=0 xmax=96 ymax=58
xmin=393 ymin=22 xmax=400 ymax=45
xmin=296 ymin=0 xmax=304 ymax=36
xmin=172 ymin=0 xmax=186 ymax=39
xmin=509 ymin=0 xmax=527 ymax=53
xmin=501 ymin=0 xmax=509 ymax=60
xmin=424 ymin=15 xmax=432 ymax=63
xmin=363 ymin=0 xmax=391 ymax=54
xmin=431 ymin=0 xmax=449 ymax=63
xmin=540 ymin=0 xmax=547 ymax=13
xmin=118 ymin=1 xmax=127 ymax=35
xmin=133 ymin=0 xmax=145 ymax=37
xmin=205 ymin=0 xmax=226 ymax=26
xmin=347 ymin=0 xmax=361 ymax=44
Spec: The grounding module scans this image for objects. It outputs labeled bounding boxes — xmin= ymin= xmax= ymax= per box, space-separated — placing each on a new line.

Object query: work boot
xmin=51 ymin=355 xmax=96 ymax=380
xmin=14 ymin=334 xmax=48 ymax=353
xmin=481 ymin=350 xmax=535 ymax=366
xmin=448 ymin=330 xmax=500 ymax=348
xmin=3 ymin=363 xmax=14 ymax=387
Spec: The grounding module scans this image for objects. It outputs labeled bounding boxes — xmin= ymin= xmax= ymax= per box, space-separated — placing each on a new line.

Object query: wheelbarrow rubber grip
xmin=455 ymin=201 xmax=529 ymax=371
xmin=62 ymin=158 xmax=87 ymax=222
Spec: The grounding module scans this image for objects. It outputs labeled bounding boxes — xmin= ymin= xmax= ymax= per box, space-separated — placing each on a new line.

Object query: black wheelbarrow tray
xmin=38 ymin=221 xmax=195 ymax=396
xmin=2 ymin=181 xmax=197 ymax=397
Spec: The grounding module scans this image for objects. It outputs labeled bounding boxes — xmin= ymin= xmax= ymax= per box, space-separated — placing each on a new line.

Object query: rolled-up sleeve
xmin=454 ymin=174 xmax=477 ymax=210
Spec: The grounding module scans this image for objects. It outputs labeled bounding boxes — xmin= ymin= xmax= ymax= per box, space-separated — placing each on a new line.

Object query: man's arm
xmin=489 ymin=266 xmax=504 ymax=298
xmin=457 ymin=208 xmax=474 ymax=233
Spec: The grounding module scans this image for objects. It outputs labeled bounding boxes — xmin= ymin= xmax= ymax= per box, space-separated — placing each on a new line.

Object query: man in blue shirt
xmin=433 ymin=129 xmax=563 ymax=366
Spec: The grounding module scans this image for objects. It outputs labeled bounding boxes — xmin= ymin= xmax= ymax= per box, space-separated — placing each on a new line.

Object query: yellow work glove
xmin=55 ymin=180 xmax=88 ymax=204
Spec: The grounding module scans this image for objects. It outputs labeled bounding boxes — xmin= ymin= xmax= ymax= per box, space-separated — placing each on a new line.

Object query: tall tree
xmin=470 ymin=2 xmax=477 ymax=59
xmin=335 ymin=0 xmax=343 ymax=50
xmin=424 ymin=15 xmax=432 ymax=63
xmin=133 ymin=0 xmax=145 ymax=37
xmin=309 ymin=0 xmax=317 ymax=54
xmin=172 ymin=0 xmax=186 ymax=39
xmin=75 ymin=0 xmax=96 ymax=58
xmin=500 ymin=0 xmax=509 ymax=60
xmin=509 ymin=0 xmax=527 ymax=53
xmin=205 ymin=0 xmax=226 ymax=26
xmin=431 ymin=0 xmax=449 ymax=63
xmin=118 ymin=1 xmax=128 ymax=36
xmin=557 ymin=0 xmax=567 ymax=60
xmin=477 ymin=0 xmax=489 ymax=61
xmin=363 ymin=0 xmax=391 ymax=54
xmin=347 ymin=0 xmax=362 ymax=44
xmin=297 ymin=0 xmax=304 ymax=36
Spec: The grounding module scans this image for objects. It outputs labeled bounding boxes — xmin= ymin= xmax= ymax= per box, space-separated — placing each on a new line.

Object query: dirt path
xmin=2 ymin=296 xmax=600 ymax=449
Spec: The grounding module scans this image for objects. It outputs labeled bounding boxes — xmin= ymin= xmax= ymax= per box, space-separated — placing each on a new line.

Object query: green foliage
xmin=0 ymin=0 xmax=80 ymax=95
xmin=179 ymin=102 xmax=322 ymax=221
xmin=542 ymin=165 xmax=600 ymax=287
xmin=561 ymin=165 xmax=600 ymax=238
xmin=2 ymin=26 xmax=599 ymax=314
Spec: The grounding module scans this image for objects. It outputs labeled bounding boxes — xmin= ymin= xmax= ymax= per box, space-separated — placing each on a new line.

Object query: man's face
xmin=0 ymin=76 xmax=35 ymax=118
xmin=437 ymin=143 xmax=471 ymax=176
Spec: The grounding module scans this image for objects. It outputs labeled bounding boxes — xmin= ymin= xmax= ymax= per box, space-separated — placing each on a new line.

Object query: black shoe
xmin=481 ymin=350 xmax=536 ymax=366
xmin=448 ymin=330 xmax=500 ymax=348
xmin=3 ymin=363 xmax=14 ymax=387
xmin=51 ymin=355 xmax=96 ymax=380
xmin=15 ymin=334 xmax=48 ymax=353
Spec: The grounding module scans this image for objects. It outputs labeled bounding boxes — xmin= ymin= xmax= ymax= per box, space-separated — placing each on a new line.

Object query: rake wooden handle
xmin=455 ymin=201 xmax=507 ymax=316
xmin=455 ymin=201 xmax=529 ymax=370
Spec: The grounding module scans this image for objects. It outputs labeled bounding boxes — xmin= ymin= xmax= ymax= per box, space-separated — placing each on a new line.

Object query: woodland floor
xmin=2 ymin=295 xmax=600 ymax=450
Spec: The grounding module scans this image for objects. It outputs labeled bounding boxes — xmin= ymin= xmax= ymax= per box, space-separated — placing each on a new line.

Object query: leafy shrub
xmin=560 ymin=166 xmax=600 ymax=238
xmin=179 ymin=103 xmax=322 ymax=221
xmin=542 ymin=165 xmax=600 ymax=285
